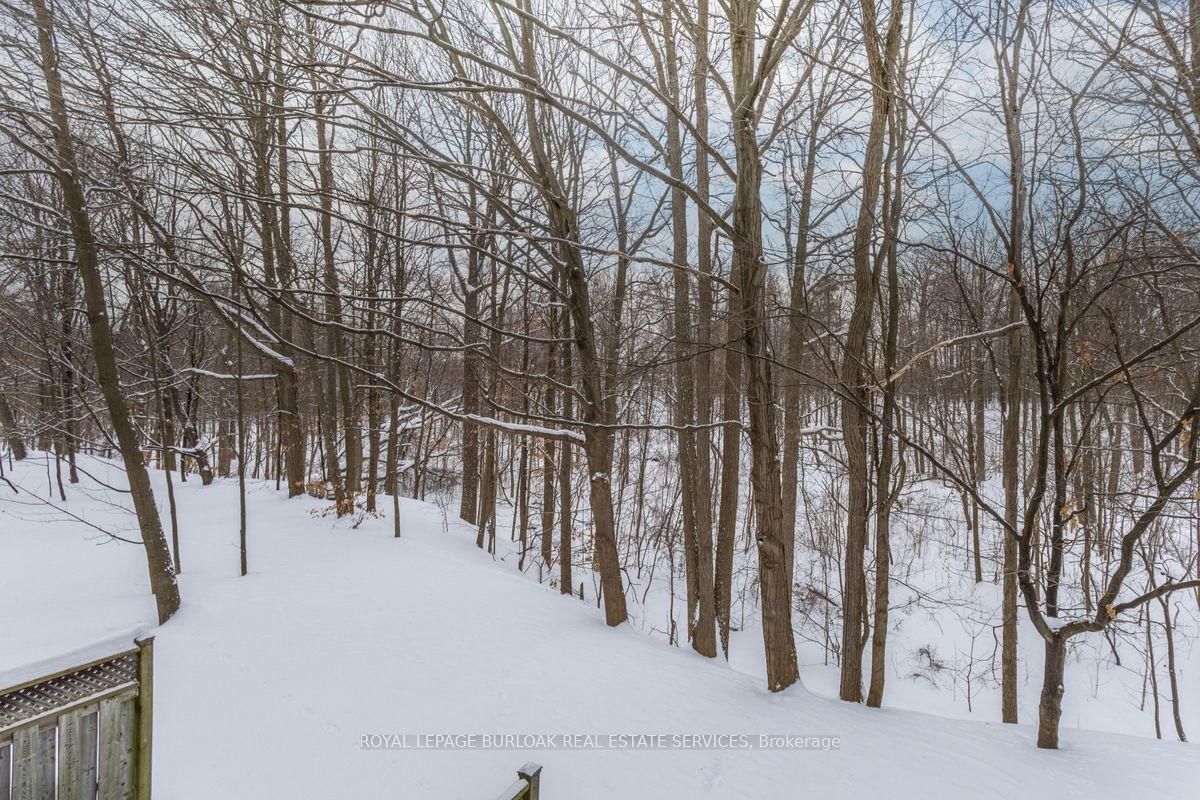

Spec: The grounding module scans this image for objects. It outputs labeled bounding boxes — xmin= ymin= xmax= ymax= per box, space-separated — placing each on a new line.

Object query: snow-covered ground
xmin=1 ymin=453 xmax=1196 ymax=798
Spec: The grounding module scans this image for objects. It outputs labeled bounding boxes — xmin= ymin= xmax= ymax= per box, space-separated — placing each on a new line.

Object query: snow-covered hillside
xmin=1 ymin=453 xmax=1195 ymax=798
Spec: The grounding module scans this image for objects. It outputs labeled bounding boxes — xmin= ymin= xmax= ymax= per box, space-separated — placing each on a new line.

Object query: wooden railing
xmin=0 ymin=637 xmax=154 ymax=800
xmin=494 ymin=762 xmax=542 ymax=800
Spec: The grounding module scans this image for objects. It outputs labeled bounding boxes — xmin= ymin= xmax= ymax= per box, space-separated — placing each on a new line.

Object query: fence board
xmin=11 ymin=727 xmax=34 ymax=800
xmin=58 ymin=711 xmax=81 ymax=800
xmin=2 ymin=644 xmax=147 ymax=800
xmin=34 ymin=728 xmax=54 ymax=800
xmin=80 ymin=711 xmax=98 ymax=800
xmin=97 ymin=698 xmax=134 ymax=800
xmin=134 ymin=639 xmax=152 ymax=800
xmin=0 ymin=740 xmax=12 ymax=800
xmin=495 ymin=763 xmax=542 ymax=800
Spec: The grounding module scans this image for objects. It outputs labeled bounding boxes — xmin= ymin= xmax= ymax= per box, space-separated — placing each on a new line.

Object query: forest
xmin=0 ymin=0 xmax=1197 ymax=789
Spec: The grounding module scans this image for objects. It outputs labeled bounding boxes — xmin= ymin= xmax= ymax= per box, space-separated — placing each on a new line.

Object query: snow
xmin=211 ymin=301 xmax=295 ymax=368
xmin=1 ymin=453 xmax=1196 ymax=798
xmin=0 ymin=627 xmax=151 ymax=693
xmin=461 ymin=413 xmax=585 ymax=444
xmin=180 ymin=368 xmax=277 ymax=381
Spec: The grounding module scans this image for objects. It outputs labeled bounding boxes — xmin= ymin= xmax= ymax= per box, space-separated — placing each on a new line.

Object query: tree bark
xmin=30 ymin=0 xmax=179 ymax=622
xmin=867 ymin=96 xmax=906 ymax=706
xmin=1001 ymin=301 xmax=1022 ymax=723
xmin=0 ymin=389 xmax=25 ymax=460
xmin=840 ymin=0 xmax=902 ymax=703
xmin=314 ymin=93 xmax=359 ymax=511
xmin=517 ymin=8 xmax=626 ymax=625
xmin=658 ymin=1 xmax=716 ymax=657
xmin=729 ymin=0 xmax=798 ymax=691
xmin=1036 ymin=636 xmax=1066 ymax=748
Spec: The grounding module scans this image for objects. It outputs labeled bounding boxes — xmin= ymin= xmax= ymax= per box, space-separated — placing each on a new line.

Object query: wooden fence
xmin=0 ymin=638 xmax=153 ymax=800
xmin=494 ymin=763 xmax=541 ymax=800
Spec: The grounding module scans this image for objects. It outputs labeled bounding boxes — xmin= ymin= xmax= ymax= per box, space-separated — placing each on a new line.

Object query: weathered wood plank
xmin=134 ymin=638 xmax=152 ymax=800
xmin=97 ymin=698 xmax=134 ymax=800
xmin=0 ymin=740 xmax=12 ymax=800
xmin=11 ymin=727 xmax=35 ymax=800
xmin=80 ymin=712 xmax=98 ymax=800
xmin=492 ymin=778 xmax=529 ymax=800
xmin=494 ymin=764 xmax=543 ymax=800
xmin=1 ymin=644 xmax=144 ymax=800
xmin=517 ymin=763 xmax=542 ymax=800
xmin=58 ymin=711 xmax=82 ymax=800
xmin=34 ymin=727 xmax=54 ymax=800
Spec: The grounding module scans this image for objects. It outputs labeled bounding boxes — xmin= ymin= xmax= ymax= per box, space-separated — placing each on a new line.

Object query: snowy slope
xmin=1 ymin=453 xmax=1196 ymax=799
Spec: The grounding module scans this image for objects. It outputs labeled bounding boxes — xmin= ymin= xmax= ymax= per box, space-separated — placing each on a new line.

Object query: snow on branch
xmin=461 ymin=413 xmax=585 ymax=445
xmin=213 ymin=301 xmax=295 ymax=368
xmin=871 ymin=322 xmax=1025 ymax=393
xmin=181 ymin=367 xmax=277 ymax=381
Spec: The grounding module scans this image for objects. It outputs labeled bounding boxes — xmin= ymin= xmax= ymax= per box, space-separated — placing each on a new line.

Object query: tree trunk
xmin=459 ymin=253 xmax=482 ymax=525
xmin=998 ymin=0 xmax=1030 ymax=719
xmin=57 ymin=268 xmax=78 ymax=482
xmin=314 ymin=94 xmax=358 ymax=511
xmin=270 ymin=49 xmax=306 ymax=500
xmin=729 ymin=0 xmax=797 ymax=691
xmin=1001 ymin=302 xmax=1022 ymax=723
xmin=660 ymin=4 xmax=715 ymax=656
xmin=1157 ymin=597 xmax=1188 ymax=742
xmin=388 ymin=393 xmax=402 ymax=538
xmin=781 ymin=120 xmax=819 ymax=568
xmin=517 ymin=10 xmax=626 ymax=625
xmin=840 ymin=0 xmax=900 ymax=702
xmin=0 ymin=389 xmax=25 ymax=460
xmin=558 ymin=308 xmax=574 ymax=596
xmin=1036 ymin=636 xmax=1067 ymax=749
xmin=31 ymin=0 xmax=179 ymax=623
xmin=714 ymin=327 xmax=740 ymax=658
xmin=867 ymin=106 xmax=905 ymax=707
